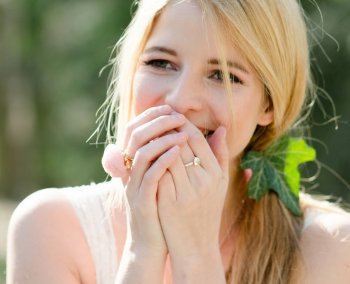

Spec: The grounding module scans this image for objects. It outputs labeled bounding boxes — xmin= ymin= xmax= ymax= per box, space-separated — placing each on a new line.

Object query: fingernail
xmin=172 ymin=113 xmax=185 ymax=121
xmin=161 ymin=105 xmax=172 ymax=112
xmin=244 ymin=169 xmax=253 ymax=182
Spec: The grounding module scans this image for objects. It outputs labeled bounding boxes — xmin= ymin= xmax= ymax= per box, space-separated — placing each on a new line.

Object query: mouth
xmin=201 ymin=128 xmax=215 ymax=140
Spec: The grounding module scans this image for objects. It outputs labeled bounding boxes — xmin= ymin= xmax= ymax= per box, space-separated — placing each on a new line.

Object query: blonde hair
xmin=98 ymin=0 xmax=313 ymax=283
xmin=199 ymin=2 xmax=309 ymax=283
xmin=204 ymin=0 xmax=310 ymax=151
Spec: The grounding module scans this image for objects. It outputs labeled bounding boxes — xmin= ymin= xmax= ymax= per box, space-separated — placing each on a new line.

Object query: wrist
xmin=126 ymin=239 xmax=168 ymax=260
xmin=171 ymin=245 xmax=221 ymax=265
xmin=116 ymin=245 xmax=167 ymax=284
xmin=170 ymin=246 xmax=225 ymax=284
xmin=170 ymin=242 xmax=220 ymax=262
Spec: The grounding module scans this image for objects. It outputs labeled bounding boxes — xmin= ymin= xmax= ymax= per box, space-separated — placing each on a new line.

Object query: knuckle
xmin=161 ymin=113 xmax=181 ymax=125
xmin=187 ymin=127 xmax=203 ymax=143
xmin=144 ymin=107 xmax=154 ymax=116
xmin=135 ymin=148 xmax=148 ymax=162
xmin=130 ymin=128 xmax=142 ymax=141
xmin=143 ymin=171 xmax=156 ymax=186
xmin=157 ymin=155 xmax=169 ymax=168
xmin=163 ymin=133 xmax=176 ymax=144
xmin=192 ymin=128 xmax=203 ymax=140
xmin=154 ymin=115 xmax=169 ymax=126
xmin=156 ymin=105 xmax=167 ymax=115
xmin=125 ymin=122 xmax=135 ymax=138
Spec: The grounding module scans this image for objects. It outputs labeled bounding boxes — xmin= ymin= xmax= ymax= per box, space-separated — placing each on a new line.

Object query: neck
xmin=219 ymin=159 xmax=247 ymax=247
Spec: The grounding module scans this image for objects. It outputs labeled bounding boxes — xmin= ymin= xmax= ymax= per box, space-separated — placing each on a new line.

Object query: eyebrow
xmin=143 ymin=46 xmax=178 ymax=56
xmin=208 ymin=58 xmax=249 ymax=74
xmin=143 ymin=46 xmax=249 ymax=74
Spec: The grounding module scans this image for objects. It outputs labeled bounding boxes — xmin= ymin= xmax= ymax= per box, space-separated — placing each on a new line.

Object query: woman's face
xmin=132 ymin=0 xmax=273 ymax=163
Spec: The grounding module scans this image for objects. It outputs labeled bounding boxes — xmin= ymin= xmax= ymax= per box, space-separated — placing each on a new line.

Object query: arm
xmin=101 ymin=106 xmax=189 ymax=283
xmin=115 ymin=244 xmax=167 ymax=284
xmin=301 ymin=211 xmax=350 ymax=284
xmin=7 ymin=189 xmax=86 ymax=284
xmin=113 ymin=142 xmax=181 ymax=284
xmin=157 ymin=124 xmax=229 ymax=284
xmin=170 ymin=248 xmax=225 ymax=284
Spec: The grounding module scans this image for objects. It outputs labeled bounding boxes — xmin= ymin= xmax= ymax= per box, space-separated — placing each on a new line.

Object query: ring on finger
xmin=123 ymin=151 xmax=134 ymax=170
xmin=184 ymin=156 xmax=201 ymax=167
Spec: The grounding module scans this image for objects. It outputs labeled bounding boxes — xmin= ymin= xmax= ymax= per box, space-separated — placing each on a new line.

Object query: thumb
xmin=101 ymin=144 xmax=128 ymax=179
xmin=243 ymin=168 xmax=253 ymax=183
xmin=207 ymin=126 xmax=229 ymax=174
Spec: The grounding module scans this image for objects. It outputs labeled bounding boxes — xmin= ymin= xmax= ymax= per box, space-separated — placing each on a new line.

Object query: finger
xmin=157 ymin=171 xmax=176 ymax=206
xmin=243 ymin=168 xmax=253 ymax=182
xmin=125 ymin=112 xmax=186 ymax=158
xmin=138 ymin=146 xmax=180 ymax=205
xmin=126 ymin=132 xmax=187 ymax=197
xmin=167 ymin=155 xmax=199 ymax=200
xmin=101 ymin=144 xmax=128 ymax=178
xmin=177 ymin=121 xmax=220 ymax=172
xmin=207 ymin=126 xmax=229 ymax=175
xmin=158 ymin=129 xmax=197 ymax=173
xmin=122 ymin=105 xmax=173 ymax=147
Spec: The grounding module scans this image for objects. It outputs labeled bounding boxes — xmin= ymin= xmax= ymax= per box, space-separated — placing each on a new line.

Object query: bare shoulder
xmin=301 ymin=200 xmax=350 ymax=284
xmin=7 ymin=187 xmax=96 ymax=284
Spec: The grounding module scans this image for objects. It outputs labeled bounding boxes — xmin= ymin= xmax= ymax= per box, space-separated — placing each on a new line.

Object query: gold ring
xmin=123 ymin=152 xmax=133 ymax=170
xmin=184 ymin=156 xmax=201 ymax=167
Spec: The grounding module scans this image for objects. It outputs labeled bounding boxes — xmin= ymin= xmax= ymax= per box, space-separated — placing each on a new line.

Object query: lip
xmin=198 ymin=127 xmax=214 ymax=139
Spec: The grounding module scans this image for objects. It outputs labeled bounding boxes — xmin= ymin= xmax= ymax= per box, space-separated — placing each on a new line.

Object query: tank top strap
xmin=61 ymin=182 xmax=118 ymax=284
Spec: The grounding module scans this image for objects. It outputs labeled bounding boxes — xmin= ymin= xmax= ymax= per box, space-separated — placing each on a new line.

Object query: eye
xmin=210 ymin=70 xmax=243 ymax=84
xmin=143 ymin=59 xmax=176 ymax=70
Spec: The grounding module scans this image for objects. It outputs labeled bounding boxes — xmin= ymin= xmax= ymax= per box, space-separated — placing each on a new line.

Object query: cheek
xmin=229 ymin=116 xmax=258 ymax=157
xmin=226 ymin=96 xmax=263 ymax=158
xmin=209 ymin=99 xmax=245 ymax=160
xmin=132 ymin=72 xmax=167 ymax=115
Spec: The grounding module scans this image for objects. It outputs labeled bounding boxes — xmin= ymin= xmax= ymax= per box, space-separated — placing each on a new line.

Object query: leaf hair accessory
xmin=241 ymin=136 xmax=316 ymax=216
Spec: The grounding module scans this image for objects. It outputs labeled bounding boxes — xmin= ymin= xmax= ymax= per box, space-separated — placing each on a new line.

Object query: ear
xmin=257 ymin=100 xmax=274 ymax=126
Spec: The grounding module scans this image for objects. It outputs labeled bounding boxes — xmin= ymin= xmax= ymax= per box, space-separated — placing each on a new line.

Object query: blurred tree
xmin=301 ymin=0 xmax=350 ymax=200
xmin=0 ymin=0 xmax=349 ymax=202
xmin=0 ymin=0 xmax=133 ymax=199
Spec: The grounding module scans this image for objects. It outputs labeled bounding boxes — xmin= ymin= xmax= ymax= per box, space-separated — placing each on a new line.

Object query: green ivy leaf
xmin=241 ymin=136 xmax=316 ymax=216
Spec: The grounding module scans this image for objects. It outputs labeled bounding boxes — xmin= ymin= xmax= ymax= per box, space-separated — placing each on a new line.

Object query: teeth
xmin=201 ymin=129 xmax=213 ymax=139
xmin=202 ymin=129 xmax=209 ymax=136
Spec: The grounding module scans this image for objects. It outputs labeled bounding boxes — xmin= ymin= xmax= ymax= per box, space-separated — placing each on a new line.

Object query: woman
xmin=7 ymin=0 xmax=350 ymax=283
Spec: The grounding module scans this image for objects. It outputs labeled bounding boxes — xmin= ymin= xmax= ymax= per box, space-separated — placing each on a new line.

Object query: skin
xmin=7 ymin=1 xmax=350 ymax=283
xmin=115 ymin=2 xmax=273 ymax=282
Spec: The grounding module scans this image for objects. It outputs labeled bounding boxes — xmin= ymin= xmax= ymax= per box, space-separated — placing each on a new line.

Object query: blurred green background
xmin=0 ymin=0 xmax=349 ymax=282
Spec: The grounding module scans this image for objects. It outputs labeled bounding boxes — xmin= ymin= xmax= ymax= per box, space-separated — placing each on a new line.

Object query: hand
xmin=156 ymin=121 xmax=229 ymax=261
xmin=102 ymin=105 xmax=189 ymax=257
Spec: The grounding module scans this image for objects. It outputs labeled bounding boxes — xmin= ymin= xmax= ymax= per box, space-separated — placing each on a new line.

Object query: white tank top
xmin=62 ymin=181 xmax=324 ymax=284
xmin=62 ymin=181 xmax=118 ymax=284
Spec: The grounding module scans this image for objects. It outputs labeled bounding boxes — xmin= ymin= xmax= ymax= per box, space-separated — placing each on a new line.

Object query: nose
xmin=164 ymin=70 xmax=203 ymax=114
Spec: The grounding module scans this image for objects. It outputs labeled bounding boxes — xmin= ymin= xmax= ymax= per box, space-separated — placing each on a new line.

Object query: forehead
xmin=144 ymin=0 xmax=252 ymax=71
xmin=149 ymin=1 xmax=208 ymax=40
xmin=145 ymin=1 xmax=223 ymax=55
